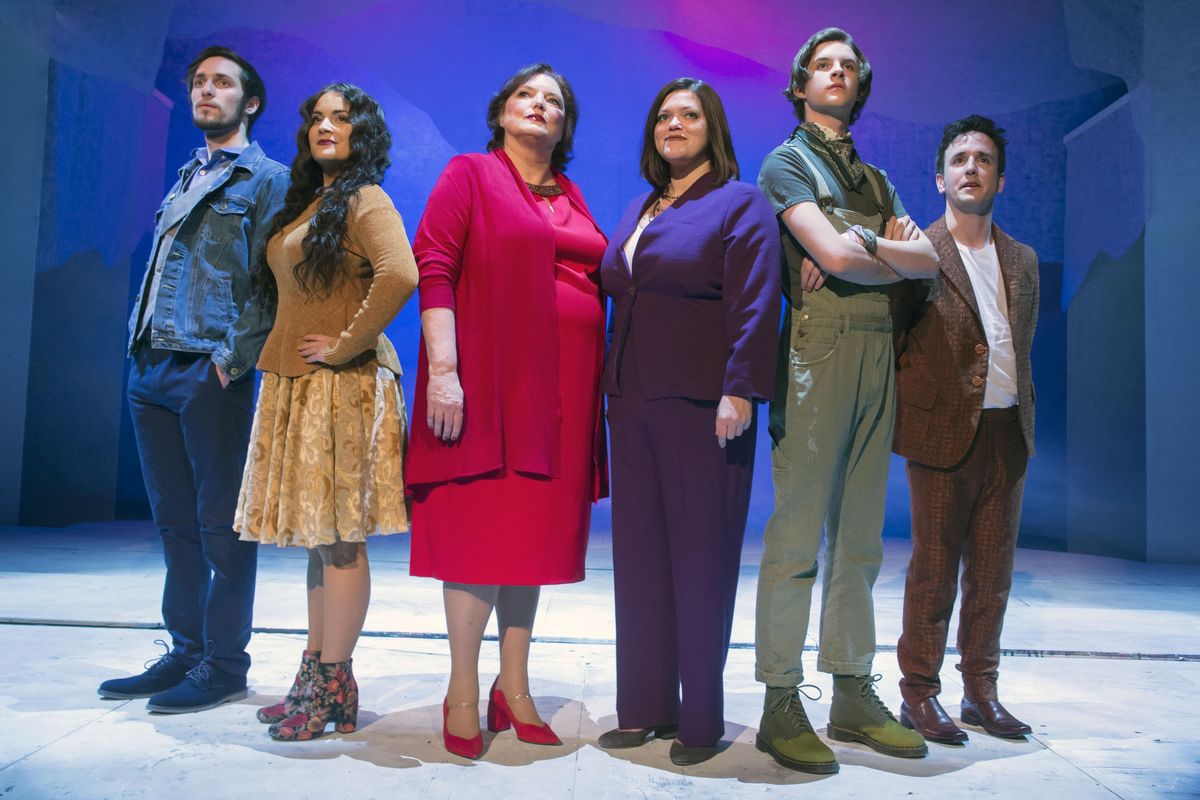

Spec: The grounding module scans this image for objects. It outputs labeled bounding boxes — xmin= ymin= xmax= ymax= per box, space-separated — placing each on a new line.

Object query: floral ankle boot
xmin=268 ymin=659 xmax=358 ymax=741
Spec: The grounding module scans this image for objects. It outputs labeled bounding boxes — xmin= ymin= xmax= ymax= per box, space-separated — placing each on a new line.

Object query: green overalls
xmin=755 ymin=136 xmax=898 ymax=685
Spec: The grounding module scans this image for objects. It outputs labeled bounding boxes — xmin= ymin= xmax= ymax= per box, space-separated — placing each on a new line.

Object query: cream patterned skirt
xmin=235 ymin=364 xmax=409 ymax=548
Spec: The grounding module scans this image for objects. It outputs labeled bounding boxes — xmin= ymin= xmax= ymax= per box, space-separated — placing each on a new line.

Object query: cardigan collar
xmin=490 ymin=147 xmax=598 ymax=233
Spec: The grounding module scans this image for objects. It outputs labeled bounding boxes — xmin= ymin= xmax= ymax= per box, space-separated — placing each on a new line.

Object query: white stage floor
xmin=1 ymin=521 xmax=1197 ymax=799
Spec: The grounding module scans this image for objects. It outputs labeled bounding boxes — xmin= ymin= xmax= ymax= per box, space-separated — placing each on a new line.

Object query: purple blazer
xmin=600 ymin=173 xmax=781 ymax=403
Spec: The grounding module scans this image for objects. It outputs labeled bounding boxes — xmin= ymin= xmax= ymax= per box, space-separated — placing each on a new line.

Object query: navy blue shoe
xmin=146 ymin=662 xmax=248 ymax=714
xmin=98 ymin=641 xmax=193 ymax=699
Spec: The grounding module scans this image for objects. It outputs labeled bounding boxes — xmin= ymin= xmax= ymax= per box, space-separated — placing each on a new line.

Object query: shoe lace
xmin=186 ymin=661 xmax=212 ymax=685
xmin=774 ymin=684 xmax=823 ymax=735
xmin=185 ymin=641 xmax=216 ymax=685
xmin=857 ymin=674 xmax=897 ymax=722
xmin=142 ymin=639 xmax=172 ymax=672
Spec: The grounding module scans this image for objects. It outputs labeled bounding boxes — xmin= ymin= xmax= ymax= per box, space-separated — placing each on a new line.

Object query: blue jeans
xmin=128 ymin=346 xmax=257 ymax=679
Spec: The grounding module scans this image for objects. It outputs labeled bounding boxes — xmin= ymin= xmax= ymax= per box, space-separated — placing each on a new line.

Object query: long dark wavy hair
xmin=252 ymin=83 xmax=391 ymax=308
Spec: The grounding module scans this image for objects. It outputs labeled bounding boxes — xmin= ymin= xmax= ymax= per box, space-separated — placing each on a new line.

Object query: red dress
xmin=409 ymin=156 xmax=607 ymax=585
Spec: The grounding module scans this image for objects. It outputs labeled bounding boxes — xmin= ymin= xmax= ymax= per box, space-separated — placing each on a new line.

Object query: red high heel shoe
xmin=443 ymin=699 xmax=483 ymax=759
xmin=486 ymin=678 xmax=562 ymax=746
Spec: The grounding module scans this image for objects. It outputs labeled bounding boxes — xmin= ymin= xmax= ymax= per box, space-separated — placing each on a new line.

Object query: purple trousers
xmin=607 ymin=380 xmax=756 ymax=747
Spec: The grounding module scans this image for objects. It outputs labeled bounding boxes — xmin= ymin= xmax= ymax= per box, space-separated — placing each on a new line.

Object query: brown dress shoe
xmin=960 ymin=697 xmax=1032 ymax=739
xmin=900 ymin=698 xmax=968 ymax=744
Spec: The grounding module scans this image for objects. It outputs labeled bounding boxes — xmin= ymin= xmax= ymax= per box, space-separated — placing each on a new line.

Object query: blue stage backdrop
xmin=3 ymin=0 xmax=1196 ymax=562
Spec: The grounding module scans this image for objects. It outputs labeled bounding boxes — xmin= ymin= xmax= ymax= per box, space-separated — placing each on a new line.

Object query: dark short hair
xmin=185 ymin=45 xmax=267 ymax=134
xmin=784 ymin=27 xmax=872 ymax=125
xmin=936 ymin=114 xmax=1008 ymax=175
xmin=485 ymin=63 xmax=577 ymax=173
xmin=640 ymin=77 xmax=739 ymax=193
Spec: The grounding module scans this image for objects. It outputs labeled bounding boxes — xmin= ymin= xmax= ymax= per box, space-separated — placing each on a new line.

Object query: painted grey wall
xmin=1065 ymin=0 xmax=1200 ymax=563
xmin=19 ymin=62 xmax=170 ymax=524
xmin=1066 ymin=234 xmax=1147 ymax=560
xmin=0 ymin=20 xmax=48 ymax=523
xmin=1142 ymin=6 xmax=1200 ymax=563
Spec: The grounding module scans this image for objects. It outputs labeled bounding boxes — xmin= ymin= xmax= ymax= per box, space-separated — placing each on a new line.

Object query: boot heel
xmin=825 ymin=724 xmax=856 ymax=744
xmin=336 ymin=663 xmax=359 ymax=733
xmin=486 ymin=677 xmax=560 ymax=745
xmin=334 ymin=693 xmax=358 ymax=733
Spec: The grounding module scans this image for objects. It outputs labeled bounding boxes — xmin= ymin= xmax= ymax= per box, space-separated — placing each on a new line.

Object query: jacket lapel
xmin=930 ymin=217 xmax=982 ymax=323
xmin=610 ymin=197 xmax=647 ymax=276
xmin=993 ymin=224 xmax=1023 ymax=328
xmin=626 ymin=173 xmax=720 ymax=279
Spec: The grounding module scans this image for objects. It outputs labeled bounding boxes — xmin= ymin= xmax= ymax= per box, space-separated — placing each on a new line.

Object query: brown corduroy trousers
xmin=897 ymin=407 xmax=1028 ymax=704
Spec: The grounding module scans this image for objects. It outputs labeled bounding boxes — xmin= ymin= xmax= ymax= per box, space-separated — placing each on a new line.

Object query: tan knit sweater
xmin=257 ymin=184 xmax=418 ymax=377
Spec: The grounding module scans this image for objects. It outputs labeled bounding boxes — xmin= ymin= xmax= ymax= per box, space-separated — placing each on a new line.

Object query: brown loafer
xmin=960 ymin=697 xmax=1032 ymax=739
xmin=900 ymin=697 xmax=968 ymax=744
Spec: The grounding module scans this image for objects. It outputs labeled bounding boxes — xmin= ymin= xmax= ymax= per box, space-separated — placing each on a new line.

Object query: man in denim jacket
xmin=98 ymin=46 xmax=287 ymax=713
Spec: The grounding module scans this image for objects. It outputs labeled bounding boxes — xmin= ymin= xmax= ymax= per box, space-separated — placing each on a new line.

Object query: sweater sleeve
xmin=413 ymin=156 xmax=474 ymax=312
xmin=721 ymin=185 xmax=782 ymax=401
xmin=322 ymin=186 xmax=418 ymax=366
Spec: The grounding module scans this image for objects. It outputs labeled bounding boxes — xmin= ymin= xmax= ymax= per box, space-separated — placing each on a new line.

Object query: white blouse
xmin=621 ymin=212 xmax=654 ymax=273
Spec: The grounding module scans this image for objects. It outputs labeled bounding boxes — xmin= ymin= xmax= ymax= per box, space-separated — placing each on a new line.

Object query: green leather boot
xmin=828 ymin=675 xmax=928 ymax=758
xmin=755 ymin=687 xmax=839 ymax=774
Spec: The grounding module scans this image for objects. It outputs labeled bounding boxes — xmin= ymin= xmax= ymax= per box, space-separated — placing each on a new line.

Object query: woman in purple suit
xmin=597 ymin=78 xmax=780 ymax=765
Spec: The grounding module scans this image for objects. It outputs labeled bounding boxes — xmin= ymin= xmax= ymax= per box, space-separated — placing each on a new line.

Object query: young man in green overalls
xmin=754 ymin=26 xmax=940 ymax=774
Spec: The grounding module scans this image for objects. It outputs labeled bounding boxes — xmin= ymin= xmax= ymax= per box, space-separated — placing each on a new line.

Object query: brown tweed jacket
xmin=891 ymin=217 xmax=1039 ymax=468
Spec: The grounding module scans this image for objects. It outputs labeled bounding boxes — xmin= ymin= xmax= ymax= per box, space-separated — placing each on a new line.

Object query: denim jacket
xmin=127 ymin=141 xmax=289 ymax=382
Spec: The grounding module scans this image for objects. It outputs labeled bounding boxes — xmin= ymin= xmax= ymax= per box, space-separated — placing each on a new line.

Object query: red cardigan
xmin=407 ymin=149 xmax=609 ymax=499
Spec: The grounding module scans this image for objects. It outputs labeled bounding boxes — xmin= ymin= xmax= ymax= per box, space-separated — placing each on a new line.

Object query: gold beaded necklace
xmin=651 ymin=184 xmax=678 ymax=218
xmin=525 ymin=182 xmax=564 ymax=198
xmin=526 ymin=181 xmax=564 ymax=213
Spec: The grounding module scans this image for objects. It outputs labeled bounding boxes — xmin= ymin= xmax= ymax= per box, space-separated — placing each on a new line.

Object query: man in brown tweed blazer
xmin=891 ymin=115 xmax=1038 ymax=744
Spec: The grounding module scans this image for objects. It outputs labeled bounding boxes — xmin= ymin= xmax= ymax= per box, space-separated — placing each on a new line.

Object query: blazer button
xmin=971 ymin=376 xmax=984 ymax=387
xmin=626 ymin=286 xmax=636 ymax=296
xmin=975 ymin=343 xmax=987 ymax=354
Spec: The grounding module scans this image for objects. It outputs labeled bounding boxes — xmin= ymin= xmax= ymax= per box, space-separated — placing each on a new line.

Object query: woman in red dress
xmin=406 ymin=63 xmax=607 ymax=759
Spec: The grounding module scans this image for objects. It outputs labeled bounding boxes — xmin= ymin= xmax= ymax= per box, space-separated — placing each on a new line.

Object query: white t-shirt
xmin=957 ymin=240 xmax=1018 ymax=409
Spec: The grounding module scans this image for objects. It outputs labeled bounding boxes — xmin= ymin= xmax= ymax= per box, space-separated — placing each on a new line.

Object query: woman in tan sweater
xmin=234 ymin=83 xmax=417 ymax=741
